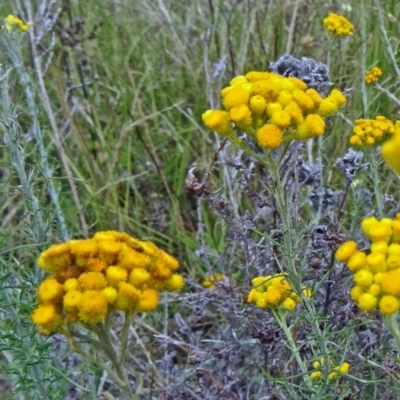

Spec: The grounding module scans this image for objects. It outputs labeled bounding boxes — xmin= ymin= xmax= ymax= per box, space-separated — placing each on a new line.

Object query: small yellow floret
xmin=347 ymin=251 xmax=367 ymax=271
xmin=256 ymin=124 xmax=283 ymax=149
xmin=78 ymin=272 xmax=107 ymax=291
xmin=282 ymin=297 xmax=296 ymax=311
xmin=318 ymin=99 xmax=339 ymax=117
xmin=202 ymin=110 xmax=232 ymax=136
xmin=357 ymin=293 xmax=377 ymax=312
xmin=129 ymin=268 xmax=151 ymax=287
xmin=137 ymin=289 xmax=159 ymax=312
xmin=106 ymin=266 xmax=128 ymax=286
xmin=271 ymin=110 xmax=291 ymax=129
xmin=31 ymin=303 xmax=59 ymax=326
xmin=37 ymin=243 xmax=72 ymax=274
xmin=366 ymin=252 xmax=386 ymax=273
xmin=64 ymin=278 xmax=79 ymax=292
xmin=381 ymin=270 xmax=400 ymax=295
xmin=102 ymin=287 xmax=118 ymax=303
xmin=336 ymin=241 xmax=357 ymax=262
xmin=163 ymin=274 xmax=185 ymax=291
xmin=350 ymin=285 xmax=364 ymax=301
xmin=353 ymin=269 xmax=374 ymax=288
xmin=78 ymin=290 xmax=108 ymax=324
xmin=38 ymin=278 xmax=64 ymax=303
xmin=63 ymin=290 xmax=83 ymax=312
xmin=229 ymin=104 xmax=252 ymax=129
xmin=379 ymin=295 xmax=400 ymax=315
xmin=264 ymin=288 xmax=281 ymax=305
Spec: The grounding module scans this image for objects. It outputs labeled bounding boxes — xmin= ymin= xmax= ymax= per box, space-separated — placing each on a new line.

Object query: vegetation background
xmin=1 ymin=0 xmax=400 ymax=399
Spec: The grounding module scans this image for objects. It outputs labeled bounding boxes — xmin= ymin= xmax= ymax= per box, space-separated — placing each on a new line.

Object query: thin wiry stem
xmin=375 ymin=0 xmax=400 ymax=80
xmin=23 ymin=0 xmax=89 ymax=237
xmin=1 ymin=34 xmax=69 ymax=242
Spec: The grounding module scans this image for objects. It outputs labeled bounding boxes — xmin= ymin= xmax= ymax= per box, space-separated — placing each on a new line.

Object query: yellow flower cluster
xmin=31 ymin=231 xmax=184 ymax=334
xmin=202 ymin=72 xmax=346 ymax=149
xmin=323 ymin=13 xmax=354 ymax=36
xmin=382 ymin=122 xmax=400 ymax=173
xmin=310 ymin=358 xmax=350 ymax=381
xmin=365 ymin=66 xmax=382 ymax=85
xmin=4 ymin=14 xmax=30 ymax=32
xmin=203 ymin=273 xmax=225 ymax=289
xmin=247 ymin=274 xmax=311 ymax=311
xmin=336 ymin=215 xmax=400 ymax=315
xmin=349 ymin=116 xmax=395 ymax=146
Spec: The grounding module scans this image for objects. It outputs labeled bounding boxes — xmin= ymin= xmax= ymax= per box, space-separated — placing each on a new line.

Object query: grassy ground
xmin=1 ymin=0 xmax=400 ymax=399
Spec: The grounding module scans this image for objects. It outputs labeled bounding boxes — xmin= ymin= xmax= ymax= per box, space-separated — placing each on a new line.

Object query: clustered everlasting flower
xmin=336 ymin=215 xmax=400 ymax=315
xmin=365 ymin=66 xmax=382 ymax=85
xmin=31 ymin=231 xmax=184 ymax=334
xmin=247 ymin=274 xmax=311 ymax=311
xmin=323 ymin=13 xmax=354 ymax=37
xmin=349 ymin=116 xmax=395 ymax=146
xmin=202 ymin=71 xmax=346 ymax=149
xmin=4 ymin=14 xmax=30 ymax=32
xmin=310 ymin=358 xmax=350 ymax=381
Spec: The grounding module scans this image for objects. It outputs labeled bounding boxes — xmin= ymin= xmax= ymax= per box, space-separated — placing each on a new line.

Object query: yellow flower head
xmin=118 ymin=247 xmax=150 ymax=270
xmin=38 ymin=278 xmax=64 ymax=304
xmin=264 ymin=287 xmax=282 ymax=305
xmin=63 ymin=290 xmax=83 ymax=313
xmin=5 ymin=14 xmax=30 ymax=32
xmin=256 ymin=124 xmax=283 ymax=149
xmin=31 ymin=303 xmax=60 ymax=326
xmin=136 ymin=289 xmax=159 ymax=312
xmin=114 ymin=282 xmax=141 ymax=311
xmin=70 ymin=240 xmax=98 ymax=268
xmin=37 ymin=243 xmax=72 ymax=274
xmin=34 ymin=232 xmax=182 ymax=334
xmin=78 ymin=271 xmax=107 ymax=291
xmin=129 ymin=268 xmax=151 ymax=287
xmin=222 ymin=84 xmax=252 ymax=109
xmin=381 ymin=270 xmax=400 ymax=296
xmin=351 ymin=116 xmax=395 ymax=146
xmin=379 ymin=295 xmax=400 ymax=315
xmin=163 ymin=273 xmax=185 ymax=291
xmin=96 ymin=240 xmax=123 ymax=265
xmin=353 ymin=269 xmax=374 ymax=288
xmin=357 ymin=293 xmax=377 ymax=312
xmin=336 ymin=241 xmax=357 ymax=262
xmin=229 ymin=104 xmax=252 ymax=130
xmin=347 ymin=251 xmax=367 ymax=272
xmin=102 ymin=286 xmax=118 ymax=304
xmin=78 ymin=290 xmax=108 ymax=324
xmin=323 ymin=13 xmax=354 ymax=36
xmin=365 ymin=66 xmax=382 ymax=85
xmin=203 ymin=69 xmax=346 ymax=146
xmin=106 ymin=266 xmax=128 ymax=286
xmin=202 ymin=110 xmax=233 ymax=136
xmin=282 ymin=297 xmax=296 ymax=311
xmin=350 ymin=285 xmax=364 ymax=301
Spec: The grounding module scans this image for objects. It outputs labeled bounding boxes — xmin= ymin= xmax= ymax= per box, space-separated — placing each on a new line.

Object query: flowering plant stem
xmin=265 ymin=150 xmax=330 ymax=363
xmin=369 ymin=148 xmax=384 ymax=218
xmin=272 ymin=308 xmax=312 ymax=387
xmin=62 ymin=312 xmax=136 ymax=399
xmin=383 ymin=313 xmax=400 ymax=359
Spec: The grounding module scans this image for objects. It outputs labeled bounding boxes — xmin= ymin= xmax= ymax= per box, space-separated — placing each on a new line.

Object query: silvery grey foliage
xmin=309 ymin=188 xmax=339 ymax=213
xmin=334 ymin=148 xmax=364 ymax=181
xmin=269 ymin=54 xmax=333 ymax=95
xmin=297 ymin=157 xmax=321 ymax=187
